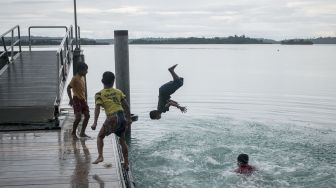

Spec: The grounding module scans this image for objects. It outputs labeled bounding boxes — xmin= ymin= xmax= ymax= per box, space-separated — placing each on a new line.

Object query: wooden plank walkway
xmin=0 ymin=109 xmax=126 ymax=188
xmin=0 ymin=51 xmax=59 ymax=124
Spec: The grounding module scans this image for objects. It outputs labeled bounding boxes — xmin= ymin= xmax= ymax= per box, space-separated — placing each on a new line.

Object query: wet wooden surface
xmin=0 ymin=109 xmax=125 ymax=188
xmin=0 ymin=51 xmax=58 ymax=107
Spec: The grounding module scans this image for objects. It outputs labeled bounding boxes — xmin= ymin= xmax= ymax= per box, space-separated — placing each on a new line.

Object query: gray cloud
xmin=1 ymin=0 xmax=335 ymax=40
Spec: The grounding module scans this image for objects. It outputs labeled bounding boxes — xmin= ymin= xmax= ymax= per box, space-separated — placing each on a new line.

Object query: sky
xmin=0 ymin=0 xmax=336 ymax=40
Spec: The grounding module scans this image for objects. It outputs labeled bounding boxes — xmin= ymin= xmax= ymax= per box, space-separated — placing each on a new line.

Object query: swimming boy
xmin=234 ymin=153 xmax=256 ymax=174
xmin=149 ymin=64 xmax=187 ymax=120
xmin=67 ymin=62 xmax=90 ymax=139
xmin=91 ymin=71 xmax=131 ymax=170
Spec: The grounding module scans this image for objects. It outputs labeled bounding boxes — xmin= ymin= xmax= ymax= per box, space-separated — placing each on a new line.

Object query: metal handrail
xmin=28 ymin=26 xmax=68 ymax=51
xmin=27 ymin=25 xmax=77 ymax=106
xmin=55 ymin=26 xmax=74 ymax=105
xmin=0 ymin=25 xmax=21 ymax=62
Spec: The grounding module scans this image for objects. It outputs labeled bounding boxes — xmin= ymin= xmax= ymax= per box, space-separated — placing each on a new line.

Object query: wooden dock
xmin=0 ymin=109 xmax=127 ymax=188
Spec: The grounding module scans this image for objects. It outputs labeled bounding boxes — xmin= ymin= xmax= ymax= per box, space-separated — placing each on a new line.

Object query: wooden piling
xmin=114 ymin=30 xmax=130 ymax=106
xmin=114 ymin=30 xmax=131 ymax=135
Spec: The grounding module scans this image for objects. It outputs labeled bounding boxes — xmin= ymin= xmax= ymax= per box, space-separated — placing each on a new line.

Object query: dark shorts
xmin=159 ymin=77 xmax=184 ymax=96
xmin=103 ymin=111 xmax=126 ymax=137
xmin=73 ymin=96 xmax=89 ymax=115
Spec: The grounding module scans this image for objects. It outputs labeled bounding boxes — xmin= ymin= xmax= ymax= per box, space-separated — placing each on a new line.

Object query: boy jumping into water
xmin=234 ymin=153 xmax=256 ymax=174
xmin=67 ymin=62 xmax=90 ymax=139
xmin=91 ymin=71 xmax=131 ymax=170
xmin=150 ymin=64 xmax=187 ymax=120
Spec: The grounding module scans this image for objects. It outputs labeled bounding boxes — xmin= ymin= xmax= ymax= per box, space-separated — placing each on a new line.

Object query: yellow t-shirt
xmin=69 ymin=75 xmax=86 ymax=100
xmin=95 ymin=88 xmax=126 ymax=115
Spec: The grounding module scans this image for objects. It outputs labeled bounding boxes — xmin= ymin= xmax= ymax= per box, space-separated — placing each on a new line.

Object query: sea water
xmin=70 ymin=44 xmax=336 ymax=188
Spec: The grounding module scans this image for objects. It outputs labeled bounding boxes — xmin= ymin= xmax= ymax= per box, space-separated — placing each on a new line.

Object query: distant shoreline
xmin=3 ymin=35 xmax=336 ymax=45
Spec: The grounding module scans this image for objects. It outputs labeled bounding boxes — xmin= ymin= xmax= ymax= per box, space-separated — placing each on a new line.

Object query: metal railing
xmin=28 ymin=26 xmax=68 ymax=51
xmin=0 ymin=25 xmax=22 ymax=63
xmin=56 ymin=26 xmax=74 ymax=105
xmin=27 ymin=25 xmax=73 ymax=106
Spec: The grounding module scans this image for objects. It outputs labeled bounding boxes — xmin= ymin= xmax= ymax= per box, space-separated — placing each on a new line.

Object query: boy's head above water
xmin=101 ymin=71 xmax=115 ymax=86
xmin=237 ymin=153 xmax=249 ymax=165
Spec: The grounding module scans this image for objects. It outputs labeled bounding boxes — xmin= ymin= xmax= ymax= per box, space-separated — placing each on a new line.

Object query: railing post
xmin=78 ymin=26 xmax=81 ymax=50
xmin=11 ymin=30 xmax=14 ymax=62
xmin=18 ymin=26 xmax=21 ymax=52
xmin=1 ymin=37 xmax=9 ymax=64
xmin=70 ymin=26 xmax=74 ymax=52
xmin=73 ymin=0 xmax=79 ymax=50
xmin=28 ymin=28 xmax=31 ymax=51
xmin=56 ymin=53 xmax=60 ymax=104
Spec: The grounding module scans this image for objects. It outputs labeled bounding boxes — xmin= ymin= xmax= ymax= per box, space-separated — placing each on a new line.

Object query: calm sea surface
xmin=66 ymin=44 xmax=336 ymax=188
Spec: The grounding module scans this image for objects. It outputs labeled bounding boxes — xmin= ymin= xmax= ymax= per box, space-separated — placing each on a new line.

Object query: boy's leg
xmin=72 ymin=97 xmax=83 ymax=139
xmin=168 ymin=64 xmax=179 ymax=81
xmin=79 ymin=109 xmax=90 ymax=137
xmin=72 ymin=113 xmax=81 ymax=139
xmin=92 ymin=127 xmax=105 ymax=164
xmin=119 ymin=132 xmax=129 ymax=170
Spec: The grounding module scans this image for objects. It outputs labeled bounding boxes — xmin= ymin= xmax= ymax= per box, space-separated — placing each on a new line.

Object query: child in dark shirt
xmin=149 ymin=64 xmax=187 ymax=120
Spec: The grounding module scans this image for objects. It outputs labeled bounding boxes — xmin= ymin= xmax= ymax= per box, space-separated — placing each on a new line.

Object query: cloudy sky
xmin=1 ymin=0 xmax=335 ymax=40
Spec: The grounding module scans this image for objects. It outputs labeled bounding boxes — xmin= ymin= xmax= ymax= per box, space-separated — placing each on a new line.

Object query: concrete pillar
xmin=114 ymin=30 xmax=130 ymax=107
xmin=114 ymin=30 xmax=131 ymax=136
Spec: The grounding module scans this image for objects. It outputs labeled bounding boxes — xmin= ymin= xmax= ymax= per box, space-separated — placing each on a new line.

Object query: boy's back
xmin=235 ymin=164 xmax=256 ymax=174
xmin=95 ymin=88 xmax=125 ymax=115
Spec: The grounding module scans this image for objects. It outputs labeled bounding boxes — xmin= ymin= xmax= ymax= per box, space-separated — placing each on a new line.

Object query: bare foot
xmin=168 ymin=64 xmax=178 ymax=72
xmin=79 ymin=134 xmax=90 ymax=138
xmin=92 ymin=156 xmax=104 ymax=164
xmin=72 ymin=133 xmax=78 ymax=140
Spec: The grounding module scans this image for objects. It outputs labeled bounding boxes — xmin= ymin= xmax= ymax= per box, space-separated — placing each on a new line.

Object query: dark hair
xmin=77 ymin=62 xmax=88 ymax=72
xmin=102 ymin=71 xmax=115 ymax=86
xmin=149 ymin=110 xmax=160 ymax=119
xmin=237 ymin=154 xmax=249 ymax=164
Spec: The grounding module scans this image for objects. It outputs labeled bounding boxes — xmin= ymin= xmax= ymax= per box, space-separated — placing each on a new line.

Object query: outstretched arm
xmin=67 ymin=85 xmax=73 ymax=106
xmin=91 ymin=104 xmax=101 ymax=130
xmin=165 ymin=99 xmax=187 ymax=113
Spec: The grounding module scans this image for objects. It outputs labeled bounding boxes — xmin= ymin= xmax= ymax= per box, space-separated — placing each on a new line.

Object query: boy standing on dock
xmin=91 ymin=71 xmax=131 ymax=170
xmin=150 ymin=64 xmax=187 ymax=120
xmin=67 ymin=62 xmax=90 ymax=139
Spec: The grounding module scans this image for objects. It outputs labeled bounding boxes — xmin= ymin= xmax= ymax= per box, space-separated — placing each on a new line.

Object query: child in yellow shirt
xmin=67 ymin=63 xmax=90 ymax=139
xmin=91 ymin=71 xmax=131 ymax=170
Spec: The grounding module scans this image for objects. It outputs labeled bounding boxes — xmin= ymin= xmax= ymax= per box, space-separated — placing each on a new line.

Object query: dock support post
xmin=114 ymin=30 xmax=131 ymax=135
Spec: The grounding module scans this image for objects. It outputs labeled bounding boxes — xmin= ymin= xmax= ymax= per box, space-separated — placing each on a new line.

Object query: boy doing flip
xmin=91 ymin=71 xmax=131 ymax=170
xmin=150 ymin=64 xmax=187 ymax=120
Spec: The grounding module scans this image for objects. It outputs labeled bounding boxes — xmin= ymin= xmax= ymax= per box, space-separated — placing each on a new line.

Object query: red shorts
xmin=73 ymin=96 xmax=89 ymax=114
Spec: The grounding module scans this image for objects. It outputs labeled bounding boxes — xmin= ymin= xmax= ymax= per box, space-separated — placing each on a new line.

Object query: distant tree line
xmin=130 ymin=35 xmax=265 ymax=44
xmin=281 ymin=39 xmax=313 ymax=45
xmin=311 ymin=37 xmax=336 ymax=44
xmin=1 ymin=36 xmax=336 ymax=46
